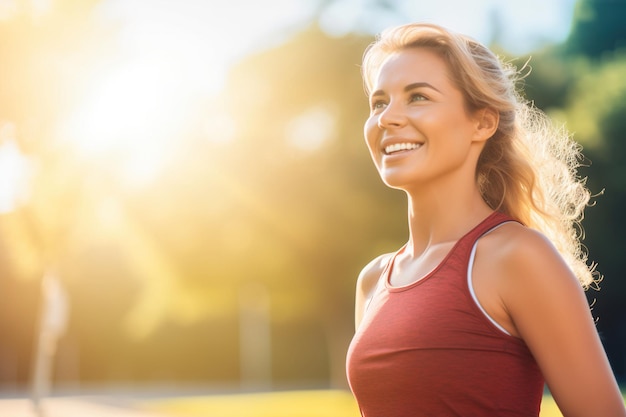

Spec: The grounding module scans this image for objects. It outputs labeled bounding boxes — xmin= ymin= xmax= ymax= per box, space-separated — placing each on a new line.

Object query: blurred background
xmin=0 ymin=0 xmax=624 ymax=399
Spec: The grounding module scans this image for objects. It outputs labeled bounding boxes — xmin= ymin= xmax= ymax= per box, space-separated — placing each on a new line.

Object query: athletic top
xmin=346 ymin=212 xmax=544 ymax=416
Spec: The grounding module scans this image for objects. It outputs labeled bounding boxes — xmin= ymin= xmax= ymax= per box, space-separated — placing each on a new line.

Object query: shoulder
xmin=356 ymin=253 xmax=392 ymax=298
xmin=354 ymin=253 xmax=393 ymax=329
xmin=479 ymin=221 xmax=575 ymax=287
xmin=477 ymin=221 xmax=587 ymax=333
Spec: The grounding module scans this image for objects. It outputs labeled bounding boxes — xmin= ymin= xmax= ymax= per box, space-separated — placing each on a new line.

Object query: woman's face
xmin=364 ymin=47 xmax=486 ymax=192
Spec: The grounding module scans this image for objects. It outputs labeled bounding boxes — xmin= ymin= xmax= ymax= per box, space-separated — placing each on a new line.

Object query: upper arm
xmin=495 ymin=228 xmax=625 ymax=416
xmin=354 ymin=253 xmax=390 ymax=330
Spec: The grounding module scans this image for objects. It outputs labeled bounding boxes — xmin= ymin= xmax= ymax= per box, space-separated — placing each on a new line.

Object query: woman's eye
xmin=409 ymin=93 xmax=427 ymax=102
xmin=371 ymin=100 xmax=387 ymax=110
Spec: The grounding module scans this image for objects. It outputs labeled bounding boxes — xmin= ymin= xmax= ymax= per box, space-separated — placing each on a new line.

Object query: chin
xmin=380 ymin=174 xmax=416 ymax=191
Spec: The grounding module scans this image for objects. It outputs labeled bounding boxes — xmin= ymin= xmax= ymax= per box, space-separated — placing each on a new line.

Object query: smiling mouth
xmin=384 ymin=142 xmax=422 ymax=155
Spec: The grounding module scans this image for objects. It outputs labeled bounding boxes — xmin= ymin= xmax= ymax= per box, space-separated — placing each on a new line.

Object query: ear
xmin=472 ymin=107 xmax=499 ymax=143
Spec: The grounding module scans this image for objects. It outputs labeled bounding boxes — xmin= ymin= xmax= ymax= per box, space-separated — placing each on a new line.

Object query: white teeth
xmin=384 ymin=142 xmax=421 ymax=155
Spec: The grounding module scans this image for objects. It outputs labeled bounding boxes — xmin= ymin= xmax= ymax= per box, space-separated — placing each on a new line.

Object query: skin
xmin=355 ymin=47 xmax=626 ymax=416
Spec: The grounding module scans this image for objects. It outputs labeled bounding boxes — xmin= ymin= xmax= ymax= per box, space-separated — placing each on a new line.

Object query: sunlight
xmin=64 ymin=61 xmax=169 ymax=155
xmin=61 ymin=60 xmax=183 ymax=187
xmin=0 ymin=125 xmax=32 ymax=214
xmin=0 ymin=0 xmax=17 ymax=21
xmin=46 ymin=0 xmax=323 ymax=341
xmin=58 ymin=0 xmax=314 ymax=188
xmin=286 ymin=105 xmax=337 ymax=152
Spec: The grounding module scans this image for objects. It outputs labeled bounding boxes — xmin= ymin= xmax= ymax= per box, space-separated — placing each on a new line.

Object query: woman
xmin=345 ymin=23 xmax=626 ymax=416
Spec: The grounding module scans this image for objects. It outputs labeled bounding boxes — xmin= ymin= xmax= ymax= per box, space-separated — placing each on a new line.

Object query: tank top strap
xmin=455 ymin=211 xmax=520 ymax=257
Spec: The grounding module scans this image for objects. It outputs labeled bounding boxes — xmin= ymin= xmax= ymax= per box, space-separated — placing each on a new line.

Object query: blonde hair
xmin=362 ymin=23 xmax=596 ymax=288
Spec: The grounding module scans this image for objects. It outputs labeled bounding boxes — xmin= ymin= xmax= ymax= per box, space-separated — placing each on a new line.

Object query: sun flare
xmin=63 ymin=57 xmax=188 ymax=184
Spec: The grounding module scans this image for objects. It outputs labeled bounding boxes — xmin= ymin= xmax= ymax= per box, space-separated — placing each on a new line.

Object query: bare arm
xmin=354 ymin=253 xmax=391 ymax=330
xmin=495 ymin=228 xmax=625 ymax=417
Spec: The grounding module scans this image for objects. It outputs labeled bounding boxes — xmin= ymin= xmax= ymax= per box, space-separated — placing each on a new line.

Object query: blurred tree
xmin=519 ymin=0 xmax=626 ymax=381
xmin=565 ymin=0 xmax=626 ymax=58
xmin=557 ymin=55 xmax=626 ymax=380
xmin=516 ymin=48 xmax=577 ymax=111
xmin=189 ymin=24 xmax=408 ymax=387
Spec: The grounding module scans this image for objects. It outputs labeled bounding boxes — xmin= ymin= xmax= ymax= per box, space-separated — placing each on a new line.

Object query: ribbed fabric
xmin=346 ymin=212 xmax=544 ymax=417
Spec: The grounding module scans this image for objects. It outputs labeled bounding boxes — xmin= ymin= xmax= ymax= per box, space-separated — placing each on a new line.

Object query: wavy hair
xmin=362 ymin=23 xmax=596 ymax=288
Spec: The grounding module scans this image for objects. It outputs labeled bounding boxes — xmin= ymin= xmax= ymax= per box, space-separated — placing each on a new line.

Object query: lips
xmin=384 ymin=142 xmax=422 ymax=155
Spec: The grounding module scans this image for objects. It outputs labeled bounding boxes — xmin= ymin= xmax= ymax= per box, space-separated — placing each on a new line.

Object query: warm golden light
xmin=0 ymin=128 xmax=32 ymax=214
xmin=60 ymin=59 xmax=190 ymax=187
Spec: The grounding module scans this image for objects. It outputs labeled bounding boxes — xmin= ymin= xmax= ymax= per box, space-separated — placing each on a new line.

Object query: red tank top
xmin=346 ymin=212 xmax=544 ymax=416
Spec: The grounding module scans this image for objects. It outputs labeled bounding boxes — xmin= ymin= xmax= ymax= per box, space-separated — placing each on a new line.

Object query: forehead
xmin=371 ymin=47 xmax=453 ymax=91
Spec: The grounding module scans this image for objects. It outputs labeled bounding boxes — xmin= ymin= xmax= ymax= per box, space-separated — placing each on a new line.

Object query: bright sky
xmin=320 ymin=0 xmax=577 ymax=53
xmin=96 ymin=0 xmax=578 ymax=95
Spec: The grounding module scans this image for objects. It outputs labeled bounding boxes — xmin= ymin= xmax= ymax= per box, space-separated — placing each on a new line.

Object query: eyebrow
xmin=370 ymin=82 xmax=442 ymax=98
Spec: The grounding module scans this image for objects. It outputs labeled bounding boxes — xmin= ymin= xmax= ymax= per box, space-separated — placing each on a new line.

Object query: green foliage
xmin=550 ymin=29 xmax=626 ymax=377
xmin=556 ymin=55 xmax=626 ymax=151
xmin=566 ymin=0 xmax=626 ymax=58
xmin=517 ymin=47 xmax=577 ymax=111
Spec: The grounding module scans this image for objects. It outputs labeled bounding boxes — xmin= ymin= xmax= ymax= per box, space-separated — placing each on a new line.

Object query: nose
xmin=377 ymin=101 xmax=406 ymax=129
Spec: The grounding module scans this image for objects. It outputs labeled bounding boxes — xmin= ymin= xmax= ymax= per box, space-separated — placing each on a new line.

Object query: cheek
xmin=363 ymin=117 xmax=379 ymax=149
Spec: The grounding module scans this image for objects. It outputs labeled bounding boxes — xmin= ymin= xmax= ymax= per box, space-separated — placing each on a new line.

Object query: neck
xmin=404 ymin=183 xmax=492 ymax=257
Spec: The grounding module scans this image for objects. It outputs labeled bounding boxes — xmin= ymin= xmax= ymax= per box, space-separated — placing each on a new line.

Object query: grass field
xmin=140 ymin=389 xmax=608 ymax=417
